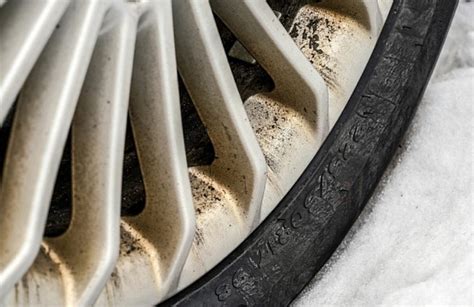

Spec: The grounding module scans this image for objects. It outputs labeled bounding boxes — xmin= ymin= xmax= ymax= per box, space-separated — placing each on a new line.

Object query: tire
xmin=163 ymin=0 xmax=458 ymax=305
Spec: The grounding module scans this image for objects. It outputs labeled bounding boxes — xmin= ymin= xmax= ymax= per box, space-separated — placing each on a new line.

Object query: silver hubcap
xmin=0 ymin=0 xmax=391 ymax=305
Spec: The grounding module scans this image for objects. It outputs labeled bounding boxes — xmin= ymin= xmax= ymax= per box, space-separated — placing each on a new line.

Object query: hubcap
xmin=0 ymin=0 xmax=392 ymax=305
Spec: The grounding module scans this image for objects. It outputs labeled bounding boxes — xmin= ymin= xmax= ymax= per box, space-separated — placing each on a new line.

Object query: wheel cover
xmin=0 ymin=0 xmax=391 ymax=305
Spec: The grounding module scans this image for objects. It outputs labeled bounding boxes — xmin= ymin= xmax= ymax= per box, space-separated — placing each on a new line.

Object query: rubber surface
xmin=162 ymin=0 xmax=457 ymax=305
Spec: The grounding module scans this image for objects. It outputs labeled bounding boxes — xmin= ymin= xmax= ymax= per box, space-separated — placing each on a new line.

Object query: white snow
xmin=293 ymin=3 xmax=474 ymax=306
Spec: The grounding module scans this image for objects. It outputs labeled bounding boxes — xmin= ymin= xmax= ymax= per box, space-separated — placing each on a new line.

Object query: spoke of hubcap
xmin=42 ymin=6 xmax=136 ymax=306
xmin=211 ymin=0 xmax=329 ymax=219
xmin=94 ymin=1 xmax=196 ymax=305
xmin=173 ymin=0 xmax=267 ymax=288
xmin=0 ymin=0 xmax=110 ymax=300
xmin=287 ymin=0 xmax=385 ymax=128
xmin=0 ymin=0 xmax=71 ymax=124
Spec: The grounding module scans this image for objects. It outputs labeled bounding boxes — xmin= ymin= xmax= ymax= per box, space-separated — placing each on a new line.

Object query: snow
xmin=293 ymin=3 xmax=474 ymax=306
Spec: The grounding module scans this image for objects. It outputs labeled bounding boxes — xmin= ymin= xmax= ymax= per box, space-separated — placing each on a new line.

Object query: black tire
xmin=162 ymin=0 xmax=458 ymax=305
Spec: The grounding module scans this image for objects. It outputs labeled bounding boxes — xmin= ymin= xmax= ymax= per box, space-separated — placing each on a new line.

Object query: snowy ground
xmin=294 ymin=3 xmax=473 ymax=306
